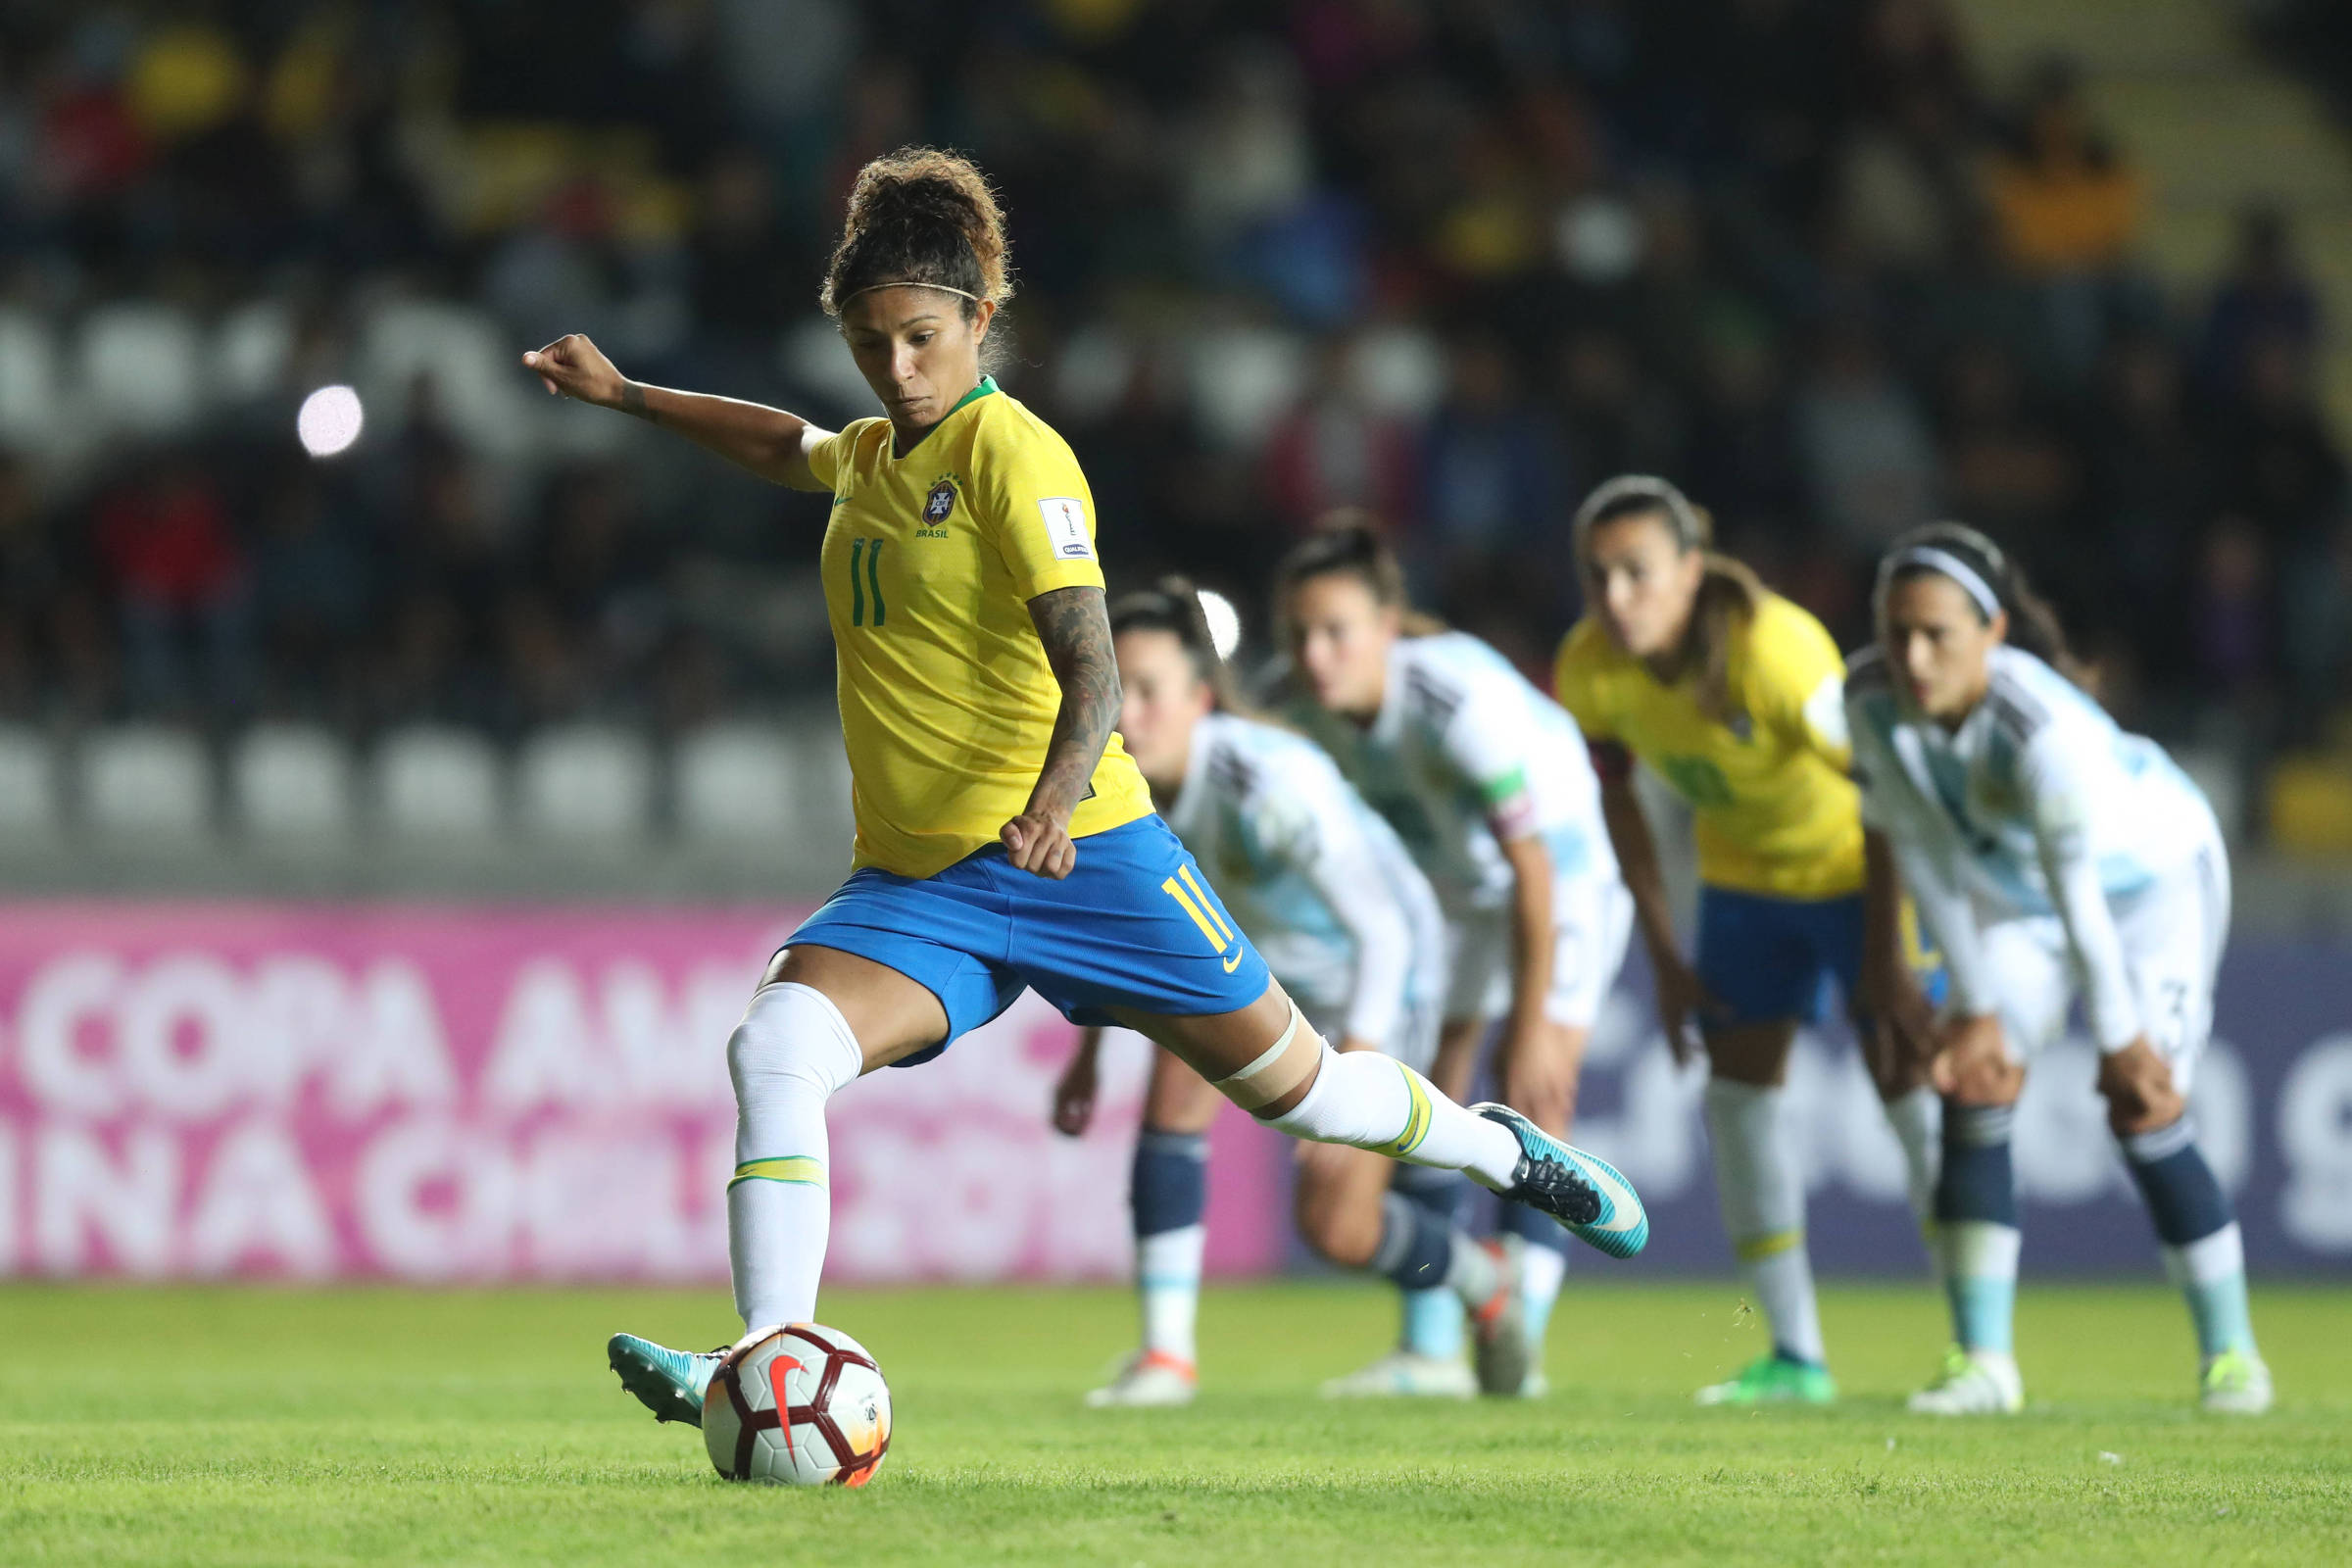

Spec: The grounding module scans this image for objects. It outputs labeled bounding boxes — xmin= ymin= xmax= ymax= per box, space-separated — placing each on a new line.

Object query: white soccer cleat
xmin=1320 ymin=1348 xmax=1477 ymax=1399
xmin=2200 ymin=1349 xmax=2274 ymax=1414
xmin=1084 ymin=1349 xmax=1198 ymax=1408
xmin=1906 ymin=1346 xmax=2024 ymax=1415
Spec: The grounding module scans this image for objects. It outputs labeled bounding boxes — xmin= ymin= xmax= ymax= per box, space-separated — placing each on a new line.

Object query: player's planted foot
xmin=2200 ymin=1349 xmax=2274 ymax=1415
xmin=1468 ymin=1236 xmax=1531 ymax=1397
xmin=1906 ymin=1346 xmax=2023 ymax=1415
xmin=607 ymin=1332 xmax=724 ymax=1427
xmin=1473 ymin=1103 xmax=1648 ymax=1259
xmin=1320 ymin=1348 xmax=1477 ymax=1399
xmin=1084 ymin=1349 xmax=1199 ymax=1408
xmin=1694 ymin=1353 xmax=1838 ymax=1406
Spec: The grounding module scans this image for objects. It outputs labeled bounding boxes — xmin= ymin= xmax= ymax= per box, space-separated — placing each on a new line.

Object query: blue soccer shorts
xmin=1694 ymin=884 xmax=1945 ymax=1028
xmin=785 ymin=813 xmax=1273 ymax=1065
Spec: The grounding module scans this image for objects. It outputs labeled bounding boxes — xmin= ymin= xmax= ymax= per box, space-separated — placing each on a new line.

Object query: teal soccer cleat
xmin=1473 ymin=1103 xmax=1649 ymax=1260
xmin=607 ymin=1333 xmax=726 ymax=1427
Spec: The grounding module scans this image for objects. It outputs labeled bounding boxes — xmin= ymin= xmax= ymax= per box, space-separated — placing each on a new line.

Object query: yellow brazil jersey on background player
xmin=1554 ymin=591 xmax=1863 ymax=900
xmin=807 ymin=376 xmax=1153 ymax=879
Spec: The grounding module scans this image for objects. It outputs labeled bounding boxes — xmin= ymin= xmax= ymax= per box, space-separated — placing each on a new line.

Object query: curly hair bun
xmin=822 ymin=147 xmax=1013 ymax=317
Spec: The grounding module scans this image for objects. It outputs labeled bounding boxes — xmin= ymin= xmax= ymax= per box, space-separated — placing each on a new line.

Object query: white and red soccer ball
xmin=703 ymin=1324 xmax=892 ymax=1487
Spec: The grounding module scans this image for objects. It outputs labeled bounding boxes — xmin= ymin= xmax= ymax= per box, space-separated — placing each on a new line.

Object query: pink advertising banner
xmin=0 ymin=903 xmax=1287 ymax=1284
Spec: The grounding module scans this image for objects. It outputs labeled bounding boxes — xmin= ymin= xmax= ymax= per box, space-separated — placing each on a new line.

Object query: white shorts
xmin=1442 ymin=876 xmax=1634 ymax=1031
xmin=1978 ymin=839 xmax=2230 ymax=1093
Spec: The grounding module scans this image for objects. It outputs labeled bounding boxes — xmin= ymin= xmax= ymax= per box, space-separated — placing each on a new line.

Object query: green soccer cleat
xmin=1472 ymin=1103 xmax=1649 ymax=1259
xmin=2200 ymin=1349 xmax=2274 ymax=1415
xmin=1694 ymin=1353 xmax=1838 ymax=1406
xmin=607 ymin=1333 xmax=726 ymax=1427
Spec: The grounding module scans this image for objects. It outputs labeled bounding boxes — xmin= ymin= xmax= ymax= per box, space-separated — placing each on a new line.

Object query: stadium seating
xmin=375 ymin=725 xmax=506 ymax=842
xmin=0 ymin=725 xmax=59 ymax=836
xmin=0 ymin=309 xmax=61 ymax=452
xmin=78 ymin=305 xmax=207 ymax=438
xmin=514 ymin=724 xmax=657 ymax=843
xmin=674 ymin=722 xmax=798 ymax=843
xmin=80 ymin=725 xmax=215 ymax=840
xmin=232 ymin=724 xmax=357 ymax=841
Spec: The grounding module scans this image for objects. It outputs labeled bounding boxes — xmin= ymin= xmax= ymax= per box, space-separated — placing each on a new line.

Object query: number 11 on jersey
xmin=848 ymin=538 xmax=886 ymax=627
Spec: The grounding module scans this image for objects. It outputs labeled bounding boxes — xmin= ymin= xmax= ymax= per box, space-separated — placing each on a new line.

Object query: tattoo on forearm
xmin=619 ymin=381 xmax=655 ymax=423
xmin=1026 ymin=585 xmax=1121 ymax=820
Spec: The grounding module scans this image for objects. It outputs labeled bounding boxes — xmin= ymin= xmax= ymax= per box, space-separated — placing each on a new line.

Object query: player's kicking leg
xmin=1115 ymin=984 xmax=1648 ymax=1262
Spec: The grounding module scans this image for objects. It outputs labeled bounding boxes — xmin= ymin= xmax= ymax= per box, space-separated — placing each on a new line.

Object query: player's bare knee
xmin=1296 ymin=1185 xmax=1380 ymax=1268
xmin=1947 ymin=1049 xmax=2024 ymax=1107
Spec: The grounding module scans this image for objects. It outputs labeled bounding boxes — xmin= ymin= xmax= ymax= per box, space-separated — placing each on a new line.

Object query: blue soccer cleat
xmin=1474 ymin=1103 xmax=1649 ymax=1260
xmin=607 ymin=1333 xmax=726 ymax=1427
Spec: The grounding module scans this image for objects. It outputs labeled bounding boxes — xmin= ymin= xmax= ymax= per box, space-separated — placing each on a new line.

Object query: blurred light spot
xmin=297 ymin=384 xmax=364 ymax=458
xmin=1198 ymin=588 xmax=1242 ymax=661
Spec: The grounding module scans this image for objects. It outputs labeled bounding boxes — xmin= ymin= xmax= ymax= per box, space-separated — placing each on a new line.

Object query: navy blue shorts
xmin=1695 ymin=885 xmax=1944 ymax=1028
xmin=786 ymin=814 xmax=1272 ymax=1065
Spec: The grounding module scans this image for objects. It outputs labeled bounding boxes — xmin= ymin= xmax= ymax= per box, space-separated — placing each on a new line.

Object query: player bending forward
xmin=1277 ymin=524 xmax=1635 ymax=1397
xmin=1850 ymin=523 xmax=2270 ymax=1415
xmin=1053 ymin=582 xmax=1531 ymax=1405
xmin=1557 ymin=476 xmax=1943 ymax=1406
xmin=518 ymin=147 xmax=1647 ymax=1429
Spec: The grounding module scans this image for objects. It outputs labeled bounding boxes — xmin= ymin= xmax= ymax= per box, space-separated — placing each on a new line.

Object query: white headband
xmin=1886 ymin=546 xmax=2001 ymax=619
xmin=841 ymin=281 xmax=981 ymax=304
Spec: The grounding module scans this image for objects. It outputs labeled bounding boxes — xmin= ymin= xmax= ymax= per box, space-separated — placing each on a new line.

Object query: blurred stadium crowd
xmin=1 ymin=1 xmax=2349 ymax=848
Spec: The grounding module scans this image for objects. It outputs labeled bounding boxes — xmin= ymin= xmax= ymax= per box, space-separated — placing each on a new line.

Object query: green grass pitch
xmin=3 ymin=1281 xmax=2347 ymax=1565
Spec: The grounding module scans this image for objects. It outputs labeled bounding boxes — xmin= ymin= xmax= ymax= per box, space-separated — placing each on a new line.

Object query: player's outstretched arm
xmin=1002 ymin=585 xmax=1121 ymax=880
xmin=522 ymin=333 xmax=834 ymax=491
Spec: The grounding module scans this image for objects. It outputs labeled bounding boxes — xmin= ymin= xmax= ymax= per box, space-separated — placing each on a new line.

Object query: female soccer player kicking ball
xmin=1052 ymin=582 xmax=1530 ymax=1405
xmin=1275 ymin=525 xmax=1634 ymax=1397
xmin=1556 ymin=476 xmax=1943 ymax=1406
xmin=1849 ymin=522 xmax=2270 ymax=1415
xmin=518 ymin=148 xmax=1647 ymax=1430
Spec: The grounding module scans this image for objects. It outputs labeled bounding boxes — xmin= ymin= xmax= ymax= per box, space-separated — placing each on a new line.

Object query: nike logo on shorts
xmin=1222 ymin=953 xmax=1243 ymax=973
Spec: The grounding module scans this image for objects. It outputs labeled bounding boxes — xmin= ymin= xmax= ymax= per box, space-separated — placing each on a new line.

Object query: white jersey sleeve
xmin=2016 ymin=725 xmax=2143 ymax=1051
xmin=1436 ymin=681 xmax=1544 ymax=845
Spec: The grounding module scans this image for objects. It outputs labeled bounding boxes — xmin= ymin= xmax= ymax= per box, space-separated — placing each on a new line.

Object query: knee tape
xmin=727 ymin=981 xmax=863 ymax=1109
xmin=1213 ymin=1004 xmax=1321 ymax=1111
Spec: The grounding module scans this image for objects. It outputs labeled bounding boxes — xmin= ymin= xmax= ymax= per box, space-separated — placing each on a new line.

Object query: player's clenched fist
xmin=522 ymin=333 xmax=628 ymax=409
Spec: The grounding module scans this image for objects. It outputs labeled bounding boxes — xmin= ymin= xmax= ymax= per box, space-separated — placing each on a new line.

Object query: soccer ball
xmin=703 ymin=1323 xmax=892 ymax=1487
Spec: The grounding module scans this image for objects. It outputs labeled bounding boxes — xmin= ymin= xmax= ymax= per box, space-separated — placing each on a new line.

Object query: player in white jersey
xmin=1052 ymin=581 xmax=1532 ymax=1404
xmin=1847 ymin=523 xmax=2272 ymax=1417
xmin=1275 ymin=524 xmax=1634 ymax=1395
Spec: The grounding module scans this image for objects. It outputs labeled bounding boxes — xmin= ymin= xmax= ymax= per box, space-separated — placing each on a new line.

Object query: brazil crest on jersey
xmin=807 ymin=377 xmax=1153 ymax=878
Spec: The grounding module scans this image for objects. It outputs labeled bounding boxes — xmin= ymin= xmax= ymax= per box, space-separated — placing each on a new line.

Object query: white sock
xmin=1882 ymin=1086 xmax=1943 ymax=1273
xmin=1260 ymin=1040 xmax=1521 ymax=1191
xmin=1704 ymin=1078 xmax=1825 ymax=1366
xmin=1137 ymin=1225 xmax=1204 ymax=1363
xmin=1443 ymin=1231 xmax=1500 ymax=1304
xmin=725 ymin=982 xmax=863 ymax=1330
xmin=1519 ymin=1243 xmax=1567 ymax=1346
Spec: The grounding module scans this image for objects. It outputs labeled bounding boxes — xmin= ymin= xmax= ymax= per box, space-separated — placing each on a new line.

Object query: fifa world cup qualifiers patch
xmin=1038 ymin=497 xmax=1095 ymax=561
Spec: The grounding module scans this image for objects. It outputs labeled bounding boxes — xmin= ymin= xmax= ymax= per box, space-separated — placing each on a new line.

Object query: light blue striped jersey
xmin=1844 ymin=644 xmax=2215 ymax=919
xmin=1286 ymin=632 xmax=1615 ymax=916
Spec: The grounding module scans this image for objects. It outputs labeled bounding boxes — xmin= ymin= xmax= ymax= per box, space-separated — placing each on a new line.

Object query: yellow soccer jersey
xmin=807 ymin=377 xmax=1152 ymax=879
xmin=1554 ymin=591 xmax=1863 ymax=900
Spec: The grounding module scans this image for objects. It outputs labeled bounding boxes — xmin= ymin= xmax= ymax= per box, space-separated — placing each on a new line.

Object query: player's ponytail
xmin=822 ymin=148 xmax=1013 ymax=365
xmin=1275 ymin=515 xmax=1446 ymax=638
xmin=1109 ymin=577 xmax=1250 ymax=716
xmin=1877 ymin=521 xmax=2086 ymax=685
xmin=1571 ymin=474 xmax=1763 ymax=723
